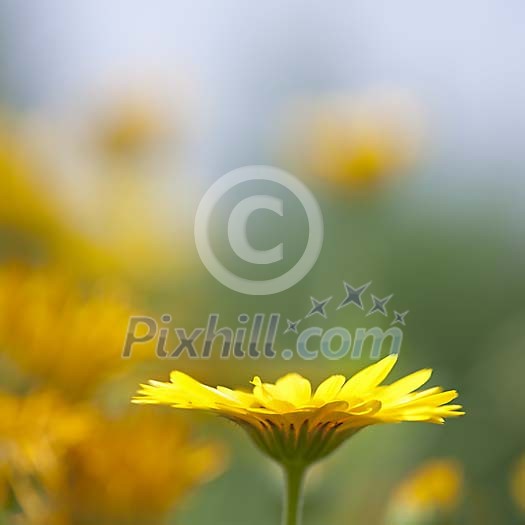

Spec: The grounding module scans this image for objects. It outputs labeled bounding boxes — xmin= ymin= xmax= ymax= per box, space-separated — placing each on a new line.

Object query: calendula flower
xmin=134 ymin=354 xmax=464 ymax=525
xmin=0 ymin=390 xmax=93 ymax=523
xmin=57 ymin=410 xmax=226 ymax=525
xmin=287 ymin=91 xmax=423 ymax=190
xmin=387 ymin=459 xmax=463 ymax=524
xmin=0 ymin=265 xmax=150 ymax=398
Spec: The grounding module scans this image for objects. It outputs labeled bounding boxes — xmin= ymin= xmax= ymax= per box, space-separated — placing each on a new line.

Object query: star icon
xmin=306 ymin=296 xmax=332 ymax=319
xmin=391 ymin=310 xmax=409 ymax=326
xmin=367 ymin=294 xmax=393 ymax=316
xmin=284 ymin=319 xmax=302 ymax=334
xmin=337 ymin=281 xmax=372 ymax=310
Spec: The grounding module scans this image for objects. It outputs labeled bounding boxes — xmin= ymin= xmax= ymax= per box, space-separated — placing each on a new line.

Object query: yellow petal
xmin=378 ymin=368 xmax=433 ymax=402
xmin=397 ymin=390 xmax=458 ymax=410
xmin=313 ymin=375 xmax=346 ymax=403
xmin=339 ymin=354 xmax=398 ymax=399
xmin=216 ymin=386 xmax=255 ymax=407
xmin=274 ymin=373 xmax=312 ymax=407
xmin=347 ymin=399 xmax=382 ymax=416
xmin=168 ymin=371 xmax=235 ymax=407
xmin=251 ymin=377 xmax=297 ymax=412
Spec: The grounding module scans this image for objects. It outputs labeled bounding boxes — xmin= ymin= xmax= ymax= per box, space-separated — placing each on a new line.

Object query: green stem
xmin=283 ymin=464 xmax=307 ymax=525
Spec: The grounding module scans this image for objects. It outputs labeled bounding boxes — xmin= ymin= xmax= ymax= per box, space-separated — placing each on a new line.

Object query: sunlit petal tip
xmin=377 ymin=353 xmax=400 ymax=370
xmin=415 ymin=368 xmax=433 ymax=382
xmin=449 ymin=390 xmax=459 ymax=400
xmin=385 ymin=352 xmax=400 ymax=364
xmin=447 ymin=407 xmax=465 ymax=415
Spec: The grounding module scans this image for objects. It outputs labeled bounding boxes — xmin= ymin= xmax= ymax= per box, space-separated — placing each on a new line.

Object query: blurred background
xmin=0 ymin=1 xmax=524 ymax=524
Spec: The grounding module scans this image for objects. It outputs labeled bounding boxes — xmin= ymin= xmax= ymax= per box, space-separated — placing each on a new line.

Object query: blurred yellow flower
xmin=0 ymin=265 xmax=150 ymax=398
xmin=388 ymin=459 xmax=463 ymax=521
xmin=288 ymin=91 xmax=423 ymax=190
xmin=11 ymin=98 xmax=195 ymax=282
xmin=95 ymin=97 xmax=168 ymax=157
xmin=511 ymin=454 xmax=525 ymax=514
xmin=0 ymin=126 xmax=59 ymax=237
xmin=92 ymin=171 xmax=191 ymax=280
xmin=134 ymin=354 xmax=463 ymax=465
xmin=0 ymin=390 xmax=93 ymax=522
xmin=57 ymin=410 xmax=226 ymax=525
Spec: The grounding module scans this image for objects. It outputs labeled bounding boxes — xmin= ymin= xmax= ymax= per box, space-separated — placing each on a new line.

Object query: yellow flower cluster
xmin=0 ymin=267 xmax=225 ymax=525
xmin=0 ymin=114 xmax=225 ymax=525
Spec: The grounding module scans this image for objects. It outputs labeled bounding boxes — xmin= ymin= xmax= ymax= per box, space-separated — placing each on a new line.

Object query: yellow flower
xmin=57 ymin=410 xmax=226 ymax=525
xmin=0 ymin=390 xmax=93 ymax=523
xmin=134 ymin=354 xmax=463 ymax=465
xmin=389 ymin=459 xmax=464 ymax=519
xmin=134 ymin=355 xmax=463 ymax=525
xmin=0 ymin=390 xmax=93 ymax=478
xmin=134 ymin=355 xmax=463 ymax=466
xmin=0 ymin=394 xmax=224 ymax=525
xmin=0 ymin=265 xmax=150 ymax=398
xmin=10 ymin=103 xmax=193 ymax=281
xmin=288 ymin=91 xmax=423 ymax=190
